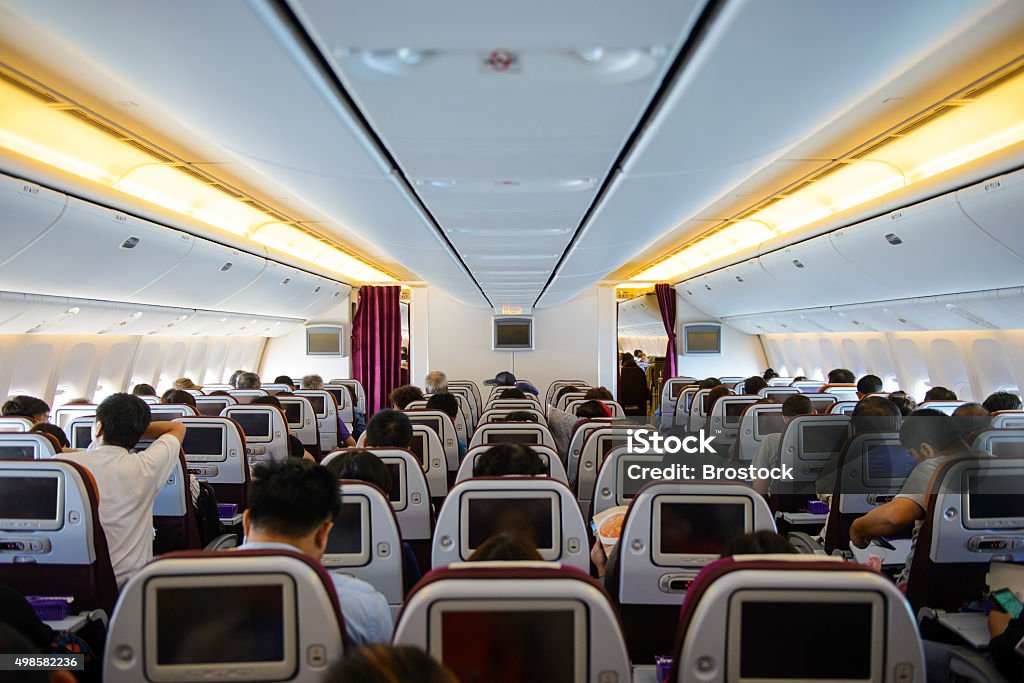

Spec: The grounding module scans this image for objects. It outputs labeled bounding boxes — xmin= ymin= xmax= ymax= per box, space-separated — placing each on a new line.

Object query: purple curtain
xmin=351 ymin=285 xmax=401 ymax=417
xmin=655 ymin=283 xmax=677 ymax=378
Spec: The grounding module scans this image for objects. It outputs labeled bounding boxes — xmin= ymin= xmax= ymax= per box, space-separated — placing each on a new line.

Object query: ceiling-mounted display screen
xmin=493 ymin=317 xmax=534 ymax=351
xmin=306 ymin=325 xmax=344 ymax=356
xmin=683 ymin=323 xmax=721 ymax=355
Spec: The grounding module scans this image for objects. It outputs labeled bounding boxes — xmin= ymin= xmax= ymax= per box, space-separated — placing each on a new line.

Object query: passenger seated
xmin=390 ymin=385 xmax=424 ymax=410
xmin=705 ymin=385 xmax=732 ymax=415
xmin=424 ymin=370 xmax=447 ymax=394
xmin=743 ymin=376 xmax=768 ymax=396
xmin=983 ymin=390 xmax=1023 ymax=413
xmin=227 ymin=369 xmax=245 ymax=388
xmin=888 ymin=390 xmax=917 ymax=416
xmin=62 ymin=393 xmax=185 ymax=587
xmin=849 ymin=410 xmax=974 ymax=581
xmin=751 ymin=394 xmax=814 ymax=496
xmin=239 ymin=460 xmax=392 ymax=645
xmin=321 ymin=644 xmax=458 ymax=683
xmin=698 ymin=377 xmax=722 ymax=389
xmin=250 ymin=395 xmax=316 ymax=460
xmin=301 ymin=374 xmax=324 ymax=390
xmin=924 ymin=386 xmax=957 ymax=401
xmin=131 ymin=383 xmax=156 ymax=397
xmin=236 ymin=371 xmax=261 ymax=389
xmin=827 ymin=368 xmax=856 ymax=384
xmin=988 ymin=611 xmax=1024 ymax=681
xmin=467 ymin=532 xmax=543 ymax=562
xmin=30 ymin=422 xmax=70 ymax=451
xmin=583 ymin=387 xmax=613 ymax=401
xmin=763 ymin=368 xmax=778 ymax=381
xmin=498 ymin=387 xmax=527 ymax=400
xmin=365 ymin=409 xmax=413 ymax=448
xmin=425 ymin=392 xmax=467 ymax=457
xmin=471 ymin=443 xmax=547 ymax=477
xmin=273 ymin=374 xmax=294 ymax=387
xmin=1 ymin=395 xmax=50 ymax=424
xmin=171 ymin=378 xmax=202 ymax=392
xmin=160 ymin=388 xmax=196 ymax=407
xmin=951 ymin=402 xmax=991 ymax=445
xmin=856 ymin=374 xmax=883 ymax=397
xmin=816 ymin=396 xmax=902 ymax=500
xmin=302 ymin=374 xmax=360 ymax=444
xmin=502 ymin=410 xmax=538 ymax=423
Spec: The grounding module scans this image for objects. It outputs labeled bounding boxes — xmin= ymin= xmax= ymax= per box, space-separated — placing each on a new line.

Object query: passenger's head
xmin=503 ymin=410 xmax=538 ymax=423
xmin=781 ymin=394 xmax=814 ymax=422
xmin=888 ymin=391 xmax=917 ymax=416
xmin=856 ymin=374 xmax=883 ymax=397
xmin=274 ymin=375 xmax=295 ymax=387
xmin=584 ymin=386 xmax=613 ymax=401
xmin=425 ymin=392 xmax=459 ymax=420
xmin=244 ymin=460 xmax=340 ymax=559
xmin=390 ymin=384 xmax=424 ymax=410
xmin=744 ymin=376 xmax=768 ymax=396
xmin=827 ymin=368 xmax=856 ymax=384
xmin=722 ymin=531 xmax=798 ymax=557
xmin=499 ymin=387 xmax=527 ymax=400
xmin=899 ymin=409 xmax=969 ymax=460
xmin=131 ymin=383 xmax=157 ymax=397
xmin=763 ymin=368 xmax=778 ymax=381
xmin=951 ymin=403 xmax=991 ymax=445
xmin=924 ymin=386 xmax=957 ymax=402
xmin=237 ymin=372 xmax=261 ymax=390
xmin=161 ymin=388 xmax=197 ymax=407
xmin=365 ymin=409 xmax=413 ymax=448
xmin=621 ymin=356 xmax=638 ymax=368
xmin=172 ymin=377 xmax=201 ymax=391
xmin=982 ymin=391 xmax=1022 ymax=413
xmin=324 ymin=450 xmax=391 ymax=498
xmin=94 ymin=393 xmax=151 ymax=449
xmin=228 ymin=369 xmax=245 ymax=388
xmin=301 ymin=374 xmax=324 ymax=390
xmin=706 ymin=385 xmax=732 ymax=413
xmin=321 ymin=644 xmax=458 ymax=683
xmin=633 ymin=349 xmax=643 ymax=358
xmin=576 ymin=399 xmax=611 ymax=419
xmin=698 ymin=377 xmax=722 ymax=390
xmin=1 ymin=395 xmax=50 ymax=424
xmin=468 ymin=532 xmax=543 ymax=562
xmin=472 ymin=444 xmax=547 ymax=477
xmin=30 ymin=422 xmax=70 ymax=449
xmin=851 ymin=396 xmax=902 ymax=434
xmin=555 ymin=385 xmax=581 ymax=403
xmin=424 ymin=371 xmax=447 ymax=394
xmin=620 ymin=352 xmax=633 ymax=364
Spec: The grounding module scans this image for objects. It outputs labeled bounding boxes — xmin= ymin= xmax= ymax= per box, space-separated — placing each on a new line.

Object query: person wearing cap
xmin=172 ymin=377 xmax=202 ymax=391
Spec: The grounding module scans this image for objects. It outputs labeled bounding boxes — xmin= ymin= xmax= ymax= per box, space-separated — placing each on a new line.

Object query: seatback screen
xmin=282 ymin=402 xmax=301 ymax=425
xmin=232 ymin=413 xmax=271 ymax=439
xmin=326 ymin=503 xmax=364 ymax=555
xmin=724 ymin=401 xmax=750 ymax=426
xmin=385 ymin=462 xmax=402 ymax=501
xmin=409 ymin=433 xmax=426 ymax=468
xmin=967 ymin=474 xmax=1024 ymax=520
xmin=197 ymin=400 xmax=227 ymax=416
xmin=755 ymin=412 xmax=784 ymax=437
xmin=658 ymin=502 xmax=746 ymax=556
xmin=801 ymin=424 xmax=849 ymax=458
xmin=0 ymin=476 xmax=58 ymax=520
xmin=486 ymin=431 xmax=536 ymax=445
xmin=182 ymin=426 xmax=224 ymax=457
xmin=409 ymin=416 xmax=442 ymax=437
xmin=466 ymin=497 xmax=554 ymax=551
xmin=74 ymin=424 xmax=94 ymax=448
xmin=865 ymin=444 xmax=916 ymax=483
xmin=305 ymin=395 xmax=326 ymax=416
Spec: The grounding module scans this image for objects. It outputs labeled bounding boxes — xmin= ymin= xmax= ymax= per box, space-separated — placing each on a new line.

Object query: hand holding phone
xmin=991 ymin=588 xmax=1024 ymax=619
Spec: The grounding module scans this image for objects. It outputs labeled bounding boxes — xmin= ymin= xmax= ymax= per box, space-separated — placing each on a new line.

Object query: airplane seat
xmin=278 ymin=395 xmax=321 ymax=459
xmin=668 ymin=556 xmax=925 ymax=683
xmin=0 ymin=432 xmax=60 ymax=459
xmin=103 ymin=548 xmax=349 ymax=683
xmin=686 ymin=389 xmax=713 ymax=432
xmin=456 ymin=443 xmax=566 ymax=485
xmin=574 ymin=426 xmax=655 ymax=512
xmin=393 ymin=562 xmax=630 ymax=682
xmin=565 ymin=398 xmax=626 ymax=419
xmin=591 ymin=445 xmax=670 ymax=518
xmin=972 ymin=428 xmax=1024 ymax=458
xmin=919 ymin=400 xmax=966 ymax=416
xmin=828 ymin=400 xmax=859 ymax=415
xmin=671 ymin=386 xmax=698 ymax=430
xmin=484 ymin=398 xmax=540 ymax=413
xmin=53 ymin=404 xmax=99 ymax=431
xmin=819 ymin=383 xmax=859 ymax=401
xmin=736 ymin=403 xmax=783 ymax=463
xmin=227 ymin=388 xmax=269 ymax=404
xmin=296 ymin=389 xmax=343 ymax=452
xmin=545 ymin=379 xmax=590 ymax=406
xmin=446 ymin=385 xmax=479 ymax=426
xmin=446 ymin=380 xmax=481 ymax=415
xmin=331 ymin=378 xmax=367 ymax=415
xmin=0 ymin=416 xmax=34 ymax=432
xmin=67 ymin=415 xmax=98 ymax=449
xmin=176 ymin=416 xmax=250 ymax=509
xmin=404 ymin=399 xmax=427 ymax=409
xmin=617 ymin=368 xmax=650 ymax=417
xmin=403 ymin=408 xmax=460 ymax=475
xmin=149 ymin=404 xmax=199 ymax=421
xmin=478 ymin=406 xmax=547 ymax=425
xmin=152 ymin=450 xmax=203 ymax=555
xmin=467 ymin=421 xmax=555 ymax=450
xmin=906 ymin=456 xmax=1024 ymax=616
xmin=221 ymin=404 xmax=290 ymax=466
xmin=660 ymin=378 xmax=697 ymax=430
xmin=431 ymin=477 xmax=589 ymax=572
xmin=770 ymin=415 xmax=852 ymax=518
xmin=353 ymin=427 xmax=447 ymax=502
xmin=707 ymin=396 xmax=758 ymax=452
xmin=195 ymin=394 xmax=237 ymax=417
xmin=564 ymin=417 xmax=617 ymax=471
xmin=260 ymin=383 xmax=293 ymax=395
xmin=606 ymin=481 xmax=776 ymax=663
xmin=992 ymin=411 xmax=1024 ymax=429
xmin=325 ymin=480 xmax=406 ymax=616
xmin=555 ymin=391 xmax=587 ymax=411
xmin=0 ymin=459 xmax=119 ymax=616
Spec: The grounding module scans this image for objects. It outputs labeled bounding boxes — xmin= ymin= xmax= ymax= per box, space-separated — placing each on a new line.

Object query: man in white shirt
xmin=238 ymin=459 xmax=393 ymax=646
xmin=62 ymin=393 xmax=184 ymax=588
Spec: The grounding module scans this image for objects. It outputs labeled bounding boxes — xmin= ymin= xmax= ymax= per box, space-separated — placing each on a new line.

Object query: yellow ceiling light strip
xmin=0 ymin=73 xmax=393 ymax=283
xmin=633 ymin=65 xmax=1024 ymax=283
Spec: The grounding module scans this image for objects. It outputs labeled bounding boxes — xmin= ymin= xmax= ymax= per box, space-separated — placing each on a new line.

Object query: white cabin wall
xmin=674 ymin=291 xmax=768 ymax=379
xmin=761 ymin=330 xmax=1024 ymax=402
xmin=258 ymin=297 xmax=353 ymax=382
xmin=421 ymin=286 xmax=616 ymax=394
xmin=0 ymin=334 xmax=266 ymax=407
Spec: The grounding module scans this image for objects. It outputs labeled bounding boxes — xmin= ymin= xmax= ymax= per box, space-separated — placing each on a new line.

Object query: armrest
xmin=787 ymin=531 xmax=827 ymax=555
xmin=204 ymin=533 xmax=239 ymax=551
xmin=85 ymin=609 xmax=108 ymax=629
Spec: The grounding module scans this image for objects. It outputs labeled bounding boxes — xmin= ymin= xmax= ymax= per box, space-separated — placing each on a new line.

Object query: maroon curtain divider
xmin=655 ymin=283 xmax=677 ymax=378
xmin=351 ymin=285 xmax=401 ymax=417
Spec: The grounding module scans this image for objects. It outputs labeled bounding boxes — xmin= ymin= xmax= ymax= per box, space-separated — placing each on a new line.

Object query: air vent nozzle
xmin=793 ymin=259 xmax=805 ymax=269
xmin=120 ymin=236 xmax=140 ymax=249
xmin=885 ymin=233 xmax=903 ymax=245
xmin=219 ymin=262 xmax=233 ymax=272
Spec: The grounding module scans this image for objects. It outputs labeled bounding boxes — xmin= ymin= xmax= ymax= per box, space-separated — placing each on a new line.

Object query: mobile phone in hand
xmin=991 ymin=588 xmax=1024 ymax=619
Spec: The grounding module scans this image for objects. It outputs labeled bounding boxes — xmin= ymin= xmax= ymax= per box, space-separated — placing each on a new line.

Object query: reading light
xmin=0 ymin=73 xmax=392 ymax=284
xmin=633 ymin=67 xmax=1024 ymax=282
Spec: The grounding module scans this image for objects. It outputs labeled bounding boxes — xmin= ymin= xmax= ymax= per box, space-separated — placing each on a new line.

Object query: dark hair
xmin=472 ymin=444 xmax=546 ymax=477
xmin=781 ymin=394 xmax=813 ymax=417
xmin=503 ymin=410 xmax=538 ymax=423
xmin=237 ymin=372 xmax=261 ymax=390
xmin=792 ymin=376 xmax=809 ymax=382
xmin=555 ymin=386 xmax=581 ymax=403
xmin=425 ymin=392 xmax=459 ymax=419
xmin=468 ymin=532 xmax=543 ymax=561
xmin=888 ymin=391 xmax=917 ymax=416
xmin=95 ymin=393 xmax=151 ymax=449
xmin=321 ymin=644 xmax=457 ymax=683
xmin=722 ymin=531 xmax=797 ymax=557
xmin=1 ymin=395 xmax=49 ymax=419
xmin=131 ymin=383 xmax=157 ymax=397
xmin=274 ymin=375 xmax=295 ymax=387
xmin=365 ymin=409 xmax=413 ymax=448
xmin=161 ymin=388 xmax=197 ymax=408
xmin=951 ymin=403 xmax=992 ymax=444
xmin=633 ymin=349 xmax=643 ymax=357
xmin=706 ymin=385 xmax=732 ymax=414
xmin=899 ymin=409 xmax=968 ymax=453
xmin=763 ymin=368 xmax=778 ymax=381
xmin=924 ymin=386 xmax=957 ymax=402
xmin=827 ymin=368 xmax=856 ymax=384
xmin=228 ymin=370 xmax=245 ymax=388
xmin=325 ymin=450 xmax=391 ymax=495
xmin=30 ymin=422 xmax=70 ymax=449
xmin=499 ymin=388 xmax=527 ymax=400
xmin=207 ymin=390 xmax=230 ymax=397
xmin=982 ymin=391 xmax=1022 ymax=413
xmin=390 ymin=385 xmax=425 ymax=410
xmin=576 ymin=400 xmax=610 ymax=419
xmin=856 ymin=374 xmax=883 ymax=395
xmin=851 ymin=396 xmax=902 ymax=434
xmin=251 ymin=395 xmax=283 ymax=410
xmin=698 ymin=377 xmax=722 ymax=390
xmin=744 ymin=376 xmax=768 ymax=396
xmin=584 ymin=387 xmax=613 ymax=401
xmin=620 ymin=352 xmax=633 ymax=364
xmin=621 ymin=357 xmax=638 ymax=368
xmin=247 ymin=460 xmax=341 ymax=538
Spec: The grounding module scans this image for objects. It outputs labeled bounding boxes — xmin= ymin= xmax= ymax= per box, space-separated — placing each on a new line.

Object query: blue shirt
xmin=237 ymin=541 xmax=393 ymax=645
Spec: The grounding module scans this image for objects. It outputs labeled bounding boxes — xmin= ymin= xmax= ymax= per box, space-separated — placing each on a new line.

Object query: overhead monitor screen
xmin=684 ymin=324 xmax=721 ymax=355
xmin=493 ymin=318 xmax=534 ymax=351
